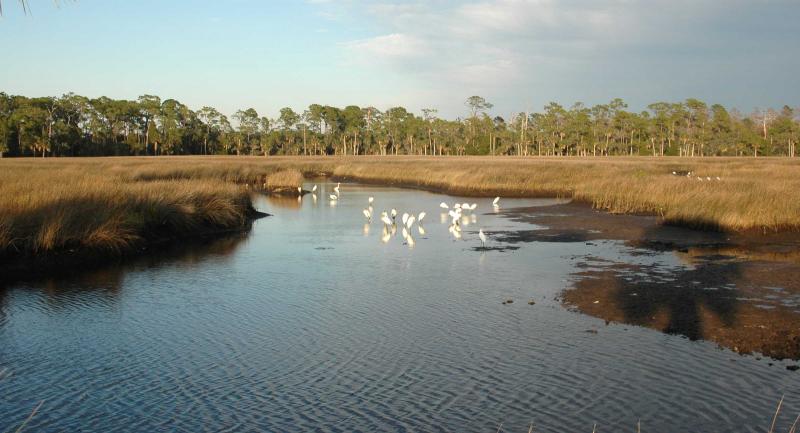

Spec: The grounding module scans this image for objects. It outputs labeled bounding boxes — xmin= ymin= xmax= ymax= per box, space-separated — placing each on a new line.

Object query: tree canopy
xmin=0 ymin=92 xmax=797 ymax=158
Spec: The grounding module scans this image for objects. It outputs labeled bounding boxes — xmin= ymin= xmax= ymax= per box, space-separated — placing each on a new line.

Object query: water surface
xmin=1 ymin=182 xmax=799 ymax=432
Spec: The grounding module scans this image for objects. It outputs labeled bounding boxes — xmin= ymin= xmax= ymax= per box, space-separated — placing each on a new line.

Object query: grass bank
xmin=1 ymin=156 xmax=798 ymax=263
xmin=0 ymin=160 xmax=272 ymax=264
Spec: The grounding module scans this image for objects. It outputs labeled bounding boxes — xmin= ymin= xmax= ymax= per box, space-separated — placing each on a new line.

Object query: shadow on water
xmin=497 ymin=202 xmax=800 ymax=360
xmin=0 ymin=229 xmax=251 ymax=305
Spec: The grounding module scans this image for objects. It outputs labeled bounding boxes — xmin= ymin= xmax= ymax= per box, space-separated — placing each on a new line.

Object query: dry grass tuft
xmin=263 ymin=169 xmax=304 ymax=194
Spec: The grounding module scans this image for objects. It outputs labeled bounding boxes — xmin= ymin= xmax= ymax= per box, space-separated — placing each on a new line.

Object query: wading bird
xmin=334 ymin=183 xmax=340 ymax=196
xmin=493 ymin=197 xmax=500 ymax=208
xmin=440 ymin=202 xmax=449 ymax=209
xmin=391 ymin=208 xmax=397 ymax=221
xmin=418 ymin=212 xmax=426 ymax=223
xmin=329 ymin=194 xmax=338 ymax=200
xmin=368 ymin=196 xmax=374 ymax=205
xmin=406 ymin=215 xmax=416 ymax=228
xmin=402 ymin=212 xmax=409 ymax=225
xmin=363 ymin=208 xmax=372 ymax=221
xmin=479 ymin=229 xmax=486 ymax=247
xmin=312 ymin=185 xmax=317 ymax=192
xmin=380 ymin=211 xmax=393 ymax=227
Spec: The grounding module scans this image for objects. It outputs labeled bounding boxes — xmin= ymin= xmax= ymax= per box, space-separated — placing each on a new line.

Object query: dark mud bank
xmin=497 ymin=202 xmax=800 ymax=361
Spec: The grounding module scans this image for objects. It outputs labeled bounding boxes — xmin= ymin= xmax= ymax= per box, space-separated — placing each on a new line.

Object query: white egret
xmin=706 ymin=176 xmax=711 ymax=181
xmin=363 ymin=208 xmax=372 ymax=221
xmin=391 ymin=208 xmax=397 ymax=221
xmin=417 ymin=212 xmax=426 ymax=223
xmin=406 ymin=215 xmax=416 ymax=228
xmin=493 ymin=197 xmax=500 ymax=207
xmin=380 ymin=211 xmax=392 ymax=226
xmin=716 ymin=176 xmax=721 ymax=181
xmin=479 ymin=229 xmax=487 ymax=247
xmin=402 ymin=212 xmax=409 ymax=225
xmin=312 ymin=184 xmax=318 ymax=192
xmin=440 ymin=202 xmax=449 ymax=209
xmin=334 ymin=182 xmax=340 ymax=195
xmin=462 ymin=202 xmax=470 ymax=211
xmin=297 ymin=187 xmax=303 ymax=194
xmin=368 ymin=196 xmax=374 ymax=205
xmin=329 ymin=194 xmax=339 ymax=200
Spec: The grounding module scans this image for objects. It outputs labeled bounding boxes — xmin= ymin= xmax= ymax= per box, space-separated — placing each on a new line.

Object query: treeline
xmin=0 ymin=92 xmax=797 ymax=158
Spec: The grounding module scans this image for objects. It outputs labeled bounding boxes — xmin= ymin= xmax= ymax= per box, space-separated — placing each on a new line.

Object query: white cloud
xmin=344 ymin=33 xmax=430 ymax=62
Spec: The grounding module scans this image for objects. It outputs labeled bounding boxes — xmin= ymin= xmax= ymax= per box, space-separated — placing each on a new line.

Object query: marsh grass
xmin=1 ymin=156 xmax=799 ymax=259
xmin=262 ymin=169 xmax=304 ymax=194
xmin=0 ymin=160 xmax=254 ymax=259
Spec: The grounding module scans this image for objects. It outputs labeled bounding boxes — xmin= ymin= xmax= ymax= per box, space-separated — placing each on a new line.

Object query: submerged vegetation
xmin=1 ymin=92 xmax=798 ymax=158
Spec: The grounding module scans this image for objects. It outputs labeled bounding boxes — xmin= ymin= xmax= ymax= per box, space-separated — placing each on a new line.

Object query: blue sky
xmin=1 ymin=0 xmax=798 ymax=119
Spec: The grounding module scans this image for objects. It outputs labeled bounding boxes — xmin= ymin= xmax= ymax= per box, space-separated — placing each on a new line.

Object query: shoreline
xmin=0 ymin=209 xmax=267 ymax=284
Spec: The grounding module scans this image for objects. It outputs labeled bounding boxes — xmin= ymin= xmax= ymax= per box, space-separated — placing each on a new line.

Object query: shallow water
xmin=1 ymin=182 xmax=799 ymax=432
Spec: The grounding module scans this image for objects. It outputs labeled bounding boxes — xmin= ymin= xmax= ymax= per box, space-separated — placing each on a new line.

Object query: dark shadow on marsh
xmin=567 ymin=259 xmax=740 ymax=341
xmin=493 ymin=202 xmax=800 ymax=360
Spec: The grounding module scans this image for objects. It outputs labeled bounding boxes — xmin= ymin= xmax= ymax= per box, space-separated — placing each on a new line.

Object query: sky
xmin=1 ymin=0 xmax=798 ymax=119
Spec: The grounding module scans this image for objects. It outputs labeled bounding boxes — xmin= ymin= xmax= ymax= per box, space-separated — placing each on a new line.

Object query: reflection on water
xmin=0 ymin=184 xmax=799 ymax=433
xmin=566 ymin=256 xmax=800 ymax=359
xmin=264 ymin=194 xmax=304 ymax=210
xmin=497 ymin=202 xmax=800 ymax=359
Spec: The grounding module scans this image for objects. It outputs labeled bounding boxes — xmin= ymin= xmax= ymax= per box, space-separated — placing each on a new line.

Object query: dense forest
xmin=0 ymin=92 xmax=797 ymax=158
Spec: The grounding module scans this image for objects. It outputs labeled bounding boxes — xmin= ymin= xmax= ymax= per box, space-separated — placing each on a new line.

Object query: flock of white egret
xmin=297 ymin=182 xmax=502 ymax=249
xmin=672 ymin=171 xmax=722 ymax=181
